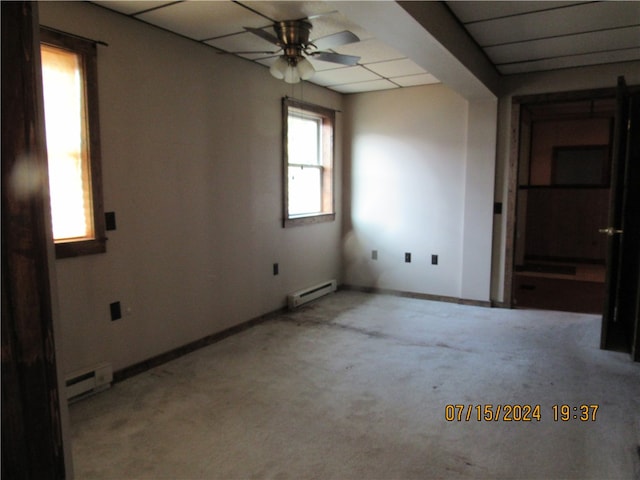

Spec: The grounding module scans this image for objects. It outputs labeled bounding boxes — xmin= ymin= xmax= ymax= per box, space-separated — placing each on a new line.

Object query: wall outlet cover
xmin=110 ymin=301 xmax=122 ymax=321
xmin=105 ymin=211 xmax=117 ymax=231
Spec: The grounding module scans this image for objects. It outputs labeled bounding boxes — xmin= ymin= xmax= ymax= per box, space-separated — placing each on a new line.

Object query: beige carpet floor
xmin=69 ymin=290 xmax=640 ymax=479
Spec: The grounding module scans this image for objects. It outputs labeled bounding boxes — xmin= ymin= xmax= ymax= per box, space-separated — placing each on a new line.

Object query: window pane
xmin=41 ymin=44 xmax=93 ymax=241
xmin=288 ymin=114 xmax=320 ymax=165
xmin=288 ymin=165 xmax=321 ymax=216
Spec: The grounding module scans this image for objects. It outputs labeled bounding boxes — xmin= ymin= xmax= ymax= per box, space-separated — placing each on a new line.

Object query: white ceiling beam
xmin=327 ymin=1 xmax=499 ymax=100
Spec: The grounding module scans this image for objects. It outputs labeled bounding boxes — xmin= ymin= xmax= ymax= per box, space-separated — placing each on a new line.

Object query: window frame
xmin=40 ymin=27 xmax=106 ymax=258
xmin=282 ymin=98 xmax=335 ymax=228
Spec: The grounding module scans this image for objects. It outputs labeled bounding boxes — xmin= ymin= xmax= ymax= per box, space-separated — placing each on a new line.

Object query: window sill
xmin=55 ymin=238 xmax=106 ymax=259
xmin=284 ymin=213 xmax=335 ymax=228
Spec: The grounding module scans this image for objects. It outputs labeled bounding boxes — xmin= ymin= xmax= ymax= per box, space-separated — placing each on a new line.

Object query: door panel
xmin=600 ymin=76 xmax=640 ymax=359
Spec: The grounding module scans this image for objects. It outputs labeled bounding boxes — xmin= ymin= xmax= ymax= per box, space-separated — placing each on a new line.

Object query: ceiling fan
xmin=238 ymin=18 xmax=361 ymax=84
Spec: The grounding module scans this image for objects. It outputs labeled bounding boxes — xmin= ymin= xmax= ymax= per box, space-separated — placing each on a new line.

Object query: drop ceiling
xmin=91 ymin=1 xmax=640 ymax=94
xmin=446 ymin=1 xmax=640 ymax=75
xmin=91 ymin=0 xmax=439 ymax=94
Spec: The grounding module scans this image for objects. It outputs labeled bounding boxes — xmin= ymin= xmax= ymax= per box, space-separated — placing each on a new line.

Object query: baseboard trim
xmin=113 ymin=307 xmax=286 ymax=384
xmin=113 ymin=288 xmax=493 ymax=383
xmin=340 ymin=284 xmax=492 ymax=308
xmin=491 ymin=301 xmax=510 ymax=309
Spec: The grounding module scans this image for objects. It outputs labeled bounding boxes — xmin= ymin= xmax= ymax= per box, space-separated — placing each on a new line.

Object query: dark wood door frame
xmin=504 ymin=87 xmax=619 ymax=310
xmin=1 ymin=2 xmax=67 ymax=478
xmin=601 ymin=80 xmax=640 ymax=357
xmin=504 ymin=84 xmax=640 ymax=361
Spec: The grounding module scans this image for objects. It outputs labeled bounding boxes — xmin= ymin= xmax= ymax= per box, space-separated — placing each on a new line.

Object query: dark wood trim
xmin=55 ymin=237 xmax=108 ymax=258
xmin=503 ymin=102 xmax=520 ymax=308
xmin=283 ymin=97 xmax=338 ymax=116
xmin=506 ymin=86 xmax=629 ymax=310
xmin=519 ymin=185 xmax=611 ymax=190
xmin=491 ymin=300 xmax=510 ymax=309
xmin=113 ymin=307 xmax=286 ymax=383
xmin=282 ymin=97 xmax=336 ymax=228
xmin=284 ymin=213 xmax=336 ymax=228
xmin=523 ymin=255 xmax=606 ymax=265
xmin=340 ymin=285 xmax=492 ymax=308
xmin=513 ymin=87 xmax=619 ymax=106
xmin=40 ymin=24 xmax=108 ymax=47
xmin=1 ymin=3 xmax=66 ymax=478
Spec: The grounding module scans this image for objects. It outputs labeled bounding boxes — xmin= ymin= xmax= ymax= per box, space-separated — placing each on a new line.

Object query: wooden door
xmin=600 ymin=76 xmax=640 ymax=360
xmin=1 ymin=2 xmax=67 ymax=477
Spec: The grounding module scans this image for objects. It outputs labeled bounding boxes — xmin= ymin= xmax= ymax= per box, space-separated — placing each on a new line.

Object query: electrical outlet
xmin=372 ymin=250 xmax=378 ymax=260
xmin=110 ymin=301 xmax=122 ymax=321
xmin=273 ymin=263 xmax=279 ymax=276
xmin=432 ymin=254 xmax=438 ymax=265
xmin=405 ymin=252 xmax=412 ymax=263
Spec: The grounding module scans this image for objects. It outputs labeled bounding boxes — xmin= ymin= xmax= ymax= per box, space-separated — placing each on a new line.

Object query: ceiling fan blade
xmin=217 ymin=50 xmax=280 ymax=55
xmin=299 ymin=10 xmax=339 ymax=21
xmin=312 ymin=31 xmax=360 ymax=50
xmin=244 ymin=26 xmax=280 ymax=46
xmin=310 ymin=52 xmax=360 ymax=66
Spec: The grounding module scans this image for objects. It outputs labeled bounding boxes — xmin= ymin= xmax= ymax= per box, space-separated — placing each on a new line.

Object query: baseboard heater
xmin=287 ymin=279 xmax=337 ymax=309
xmin=65 ymin=362 xmax=112 ymax=402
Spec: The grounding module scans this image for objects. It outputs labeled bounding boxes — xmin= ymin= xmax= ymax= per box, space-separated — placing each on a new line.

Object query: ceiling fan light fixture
xmin=246 ymin=18 xmax=360 ymax=84
xmin=271 ymin=55 xmax=315 ymax=84
xmin=297 ymin=57 xmax=315 ymax=80
xmin=284 ymin=64 xmax=301 ymax=84
xmin=270 ymin=56 xmax=288 ymax=80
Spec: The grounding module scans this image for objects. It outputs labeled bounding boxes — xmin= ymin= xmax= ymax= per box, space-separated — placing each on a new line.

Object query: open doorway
xmin=512 ymin=96 xmax=616 ymax=314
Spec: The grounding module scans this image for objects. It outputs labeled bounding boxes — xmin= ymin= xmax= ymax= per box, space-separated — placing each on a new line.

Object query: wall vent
xmin=65 ymin=362 xmax=112 ymax=402
xmin=287 ymin=280 xmax=337 ymax=309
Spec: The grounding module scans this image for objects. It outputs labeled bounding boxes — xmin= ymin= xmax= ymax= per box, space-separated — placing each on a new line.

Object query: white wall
xmin=460 ymin=99 xmax=497 ymax=301
xmin=343 ymin=84 xmax=496 ymax=302
xmin=39 ymin=2 xmax=343 ymax=374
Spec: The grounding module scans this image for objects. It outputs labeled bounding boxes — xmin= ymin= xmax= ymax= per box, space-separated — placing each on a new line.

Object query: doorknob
xmin=598 ymin=227 xmax=624 ymax=236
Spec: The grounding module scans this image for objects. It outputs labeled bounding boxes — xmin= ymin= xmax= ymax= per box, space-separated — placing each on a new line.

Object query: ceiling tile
xmin=206 ymin=31 xmax=279 ymax=58
xmin=91 ymin=1 xmax=176 ymax=16
xmin=446 ymin=1 xmax=584 ymax=24
xmin=242 ymin=3 xmax=373 ymax=44
xmin=392 ymin=73 xmax=440 ymax=88
xmin=331 ymin=79 xmax=398 ymax=94
xmin=241 ymin=1 xmax=336 ymax=23
xmin=136 ymin=1 xmax=267 ymax=41
xmin=466 ymin=2 xmax=640 ymax=46
xmin=334 ymin=39 xmax=404 ymax=64
xmin=498 ymin=48 xmax=640 ymax=75
xmin=310 ymin=66 xmax=381 ymax=87
xmin=486 ymin=26 xmax=640 ymax=64
xmin=365 ymin=58 xmax=426 ymax=79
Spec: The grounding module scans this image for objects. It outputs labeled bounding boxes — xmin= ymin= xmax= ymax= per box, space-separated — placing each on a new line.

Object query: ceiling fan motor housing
xmin=275 ymin=20 xmax=311 ymax=62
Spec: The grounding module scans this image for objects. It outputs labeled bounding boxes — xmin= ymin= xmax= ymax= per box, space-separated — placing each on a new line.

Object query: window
xmin=40 ymin=28 xmax=105 ymax=258
xmin=283 ymin=98 xmax=335 ymax=227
